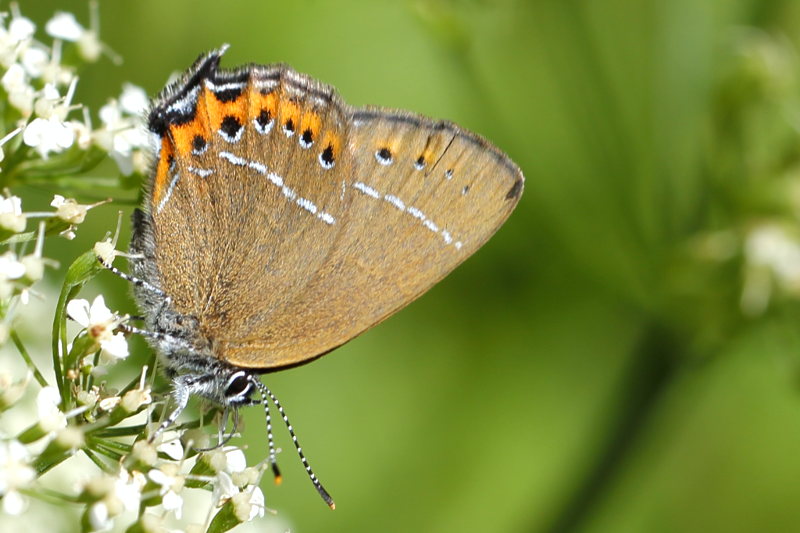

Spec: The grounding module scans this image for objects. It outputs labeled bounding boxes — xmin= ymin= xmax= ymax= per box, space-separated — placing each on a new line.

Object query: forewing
xmin=142 ymin=51 xmax=523 ymax=370
xmin=219 ymin=106 xmax=523 ymax=368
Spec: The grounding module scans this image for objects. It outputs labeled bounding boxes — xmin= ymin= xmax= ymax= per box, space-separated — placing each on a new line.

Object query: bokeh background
xmin=16 ymin=0 xmax=800 ymax=531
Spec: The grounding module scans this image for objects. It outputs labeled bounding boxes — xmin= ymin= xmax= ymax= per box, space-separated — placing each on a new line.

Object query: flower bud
xmin=130 ymin=439 xmax=158 ymax=468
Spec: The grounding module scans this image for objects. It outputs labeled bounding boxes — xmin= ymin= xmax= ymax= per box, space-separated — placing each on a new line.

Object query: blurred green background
xmin=19 ymin=0 xmax=800 ymax=531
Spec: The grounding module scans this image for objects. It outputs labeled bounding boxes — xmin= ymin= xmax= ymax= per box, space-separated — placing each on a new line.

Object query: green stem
xmin=540 ymin=323 xmax=679 ymax=533
xmin=0 ymin=141 xmax=31 ymax=186
xmin=94 ymin=424 xmax=147 ymax=438
xmin=82 ymin=447 xmax=114 ymax=474
xmin=87 ymin=435 xmax=132 ymax=455
xmin=51 ymin=250 xmax=106 ymax=410
xmin=11 ymin=329 xmax=49 ymax=388
xmin=32 ymin=450 xmax=72 ymax=476
xmin=19 ymin=486 xmax=83 ymax=505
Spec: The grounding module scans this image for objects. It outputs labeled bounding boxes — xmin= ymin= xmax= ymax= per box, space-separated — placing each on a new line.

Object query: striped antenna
xmin=252 ymin=380 xmax=335 ymax=509
xmin=252 ymin=377 xmax=282 ymax=485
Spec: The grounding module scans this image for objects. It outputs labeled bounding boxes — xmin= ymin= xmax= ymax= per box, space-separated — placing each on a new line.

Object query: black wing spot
xmin=257 ymin=109 xmax=272 ymax=127
xmin=375 ymin=147 xmax=393 ymax=165
xmin=319 ymin=144 xmax=335 ymax=169
xmin=220 ymin=115 xmax=242 ymax=140
xmin=300 ymin=129 xmax=314 ymax=148
xmin=506 ymin=177 xmax=523 ymax=200
xmin=192 ymin=135 xmax=207 ymax=154
xmin=212 ymin=86 xmax=244 ymax=103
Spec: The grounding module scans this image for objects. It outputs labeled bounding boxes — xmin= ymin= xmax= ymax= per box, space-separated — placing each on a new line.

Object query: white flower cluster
xmin=0 ymin=190 xmax=105 ymax=331
xmin=0 ymin=3 xmax=149 ymax=174
xmin=0 ymin=194 xmax=49 ymax=327
xmin=0 ymin=387 xmax=66 ymax=516
xmin=0 ymin=439 xmax=34 ymax=515
xmin=79 ymin=445 xmax=266 ymax=531
xmin=94 ymin=83 xmax=150 ymax=175
xmin=0 ymin=225 xmax=268 ymax=530
xmin=0 ymin=6 xmax=273 ymax=531
xmin=742 ymin=224 xmax=800 ymax=315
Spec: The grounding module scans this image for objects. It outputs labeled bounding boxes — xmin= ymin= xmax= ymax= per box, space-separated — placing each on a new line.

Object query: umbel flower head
xmin=0 ymin=4 xmax=277 ymax=531
xmin=0 ymin=1 xmax=149 ymax=179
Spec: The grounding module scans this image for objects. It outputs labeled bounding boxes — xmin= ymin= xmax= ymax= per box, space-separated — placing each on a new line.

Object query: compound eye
xmin=225 ymin=373 xmax=251 ymax=398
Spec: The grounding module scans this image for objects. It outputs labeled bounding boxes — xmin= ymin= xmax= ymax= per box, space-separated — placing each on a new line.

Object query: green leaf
xmin=206 ymin=499 xmax=244 ymax=533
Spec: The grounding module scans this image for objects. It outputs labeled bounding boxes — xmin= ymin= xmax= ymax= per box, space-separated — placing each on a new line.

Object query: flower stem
xmin=540 ymin=323 xmax=679 ymax=533
xmin=11 ymin=329 xmax=49 ymax=388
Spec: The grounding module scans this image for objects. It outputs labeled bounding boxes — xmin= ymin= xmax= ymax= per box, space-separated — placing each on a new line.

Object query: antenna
xmin=252 ymin=380 xmax=335 ymax=509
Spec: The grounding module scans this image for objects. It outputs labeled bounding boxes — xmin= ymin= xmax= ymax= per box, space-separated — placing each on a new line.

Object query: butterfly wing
xmin=222 ymin=108 xmax=523 ymax=368
xmin=137 ymin=49 xmax=523 ymax=370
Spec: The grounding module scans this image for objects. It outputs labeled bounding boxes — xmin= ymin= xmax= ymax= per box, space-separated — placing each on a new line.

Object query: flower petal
xmin=157 ymin=439 xmax=184 ymax=461
xmin=45 ymin=12 xmax=84 ymax=41
xmin=119 ymin=84 xmax=148 ymax=115
xmin=66 ymin=298 xmax=91 ymax=327
xmin=214 ymin=471 xmax=238 ymax=501
xmin=88 ymin=294 xmax=113 ymax=323
xmin=2 ymin=489 xmax=27 ymax=515
xmin=162 ymin=490 xmax=183 ymax=518
xmin=0 ymin=252 xmax=26 ymax=279
xmin=224 ymin=448 xmax=247 ymax=473
xmin=247 ymin=487 xmax=265 ymax=520
xmin=100 ymin=332 xmax=129 ymax=361
xmin=9 ymin=16 xmax=35 ymax=43
xmin=88 ymin=501 xmax=111 ymax=531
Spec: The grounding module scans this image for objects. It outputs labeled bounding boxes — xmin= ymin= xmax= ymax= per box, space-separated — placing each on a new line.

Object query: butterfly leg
xmin=148 ymin=373 xmax=211 ymax=443
xmin=98 ymin=256 xmax=167 ymax=299
xmin=191 ymin=406 xmax=240 ymax=451
xmin=99 ymin=255 xmax=176 ymax=325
